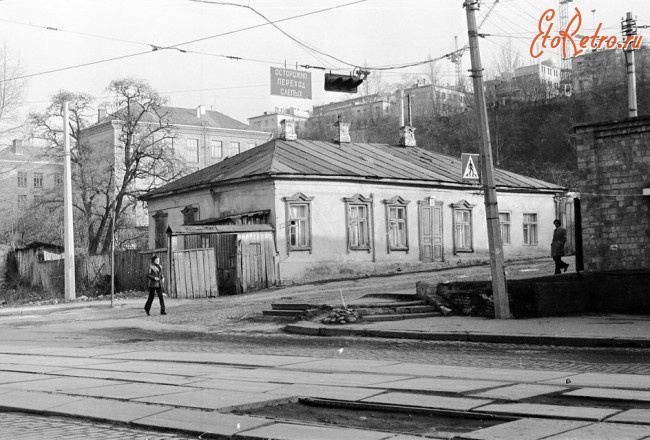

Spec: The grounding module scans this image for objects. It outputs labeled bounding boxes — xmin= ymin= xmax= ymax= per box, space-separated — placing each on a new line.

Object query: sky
xmin=0 ymin=0 xmax=649 ymax=125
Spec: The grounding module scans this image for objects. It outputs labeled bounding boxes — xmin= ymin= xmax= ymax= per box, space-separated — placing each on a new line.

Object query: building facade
xmin=248 ymin=108 xmax=310 ymax=138
xmin=0 ymin=140 xmax=63 ymax=241
xmin=142 ymin=128 xmax=563 ymax=285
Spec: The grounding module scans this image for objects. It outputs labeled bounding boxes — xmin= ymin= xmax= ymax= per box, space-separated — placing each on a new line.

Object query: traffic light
xmin=324 ymin=73 xmax=364 ymax=93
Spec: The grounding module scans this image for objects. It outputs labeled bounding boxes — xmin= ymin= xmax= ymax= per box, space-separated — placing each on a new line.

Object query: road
xmin=0 ymin=256 xmax=649 ymax=439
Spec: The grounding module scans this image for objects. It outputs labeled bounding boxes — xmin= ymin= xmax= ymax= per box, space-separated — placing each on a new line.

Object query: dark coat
xmin=551 ymin=226 xmax=567 ymax=257
xmin=148 ymin=263 xmax=164 ymax=288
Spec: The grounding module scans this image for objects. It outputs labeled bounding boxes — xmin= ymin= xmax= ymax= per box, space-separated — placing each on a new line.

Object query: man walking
xmin=551 ymin=219 xmax=569 ymax=275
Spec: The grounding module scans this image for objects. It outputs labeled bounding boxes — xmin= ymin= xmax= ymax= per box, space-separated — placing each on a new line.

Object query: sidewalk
xmin=285 ymin=313 xmax=650 ymax=347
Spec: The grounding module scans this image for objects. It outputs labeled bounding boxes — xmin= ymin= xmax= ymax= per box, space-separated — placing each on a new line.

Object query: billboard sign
xmin=270 ymin=67 xmax=312 ymax=99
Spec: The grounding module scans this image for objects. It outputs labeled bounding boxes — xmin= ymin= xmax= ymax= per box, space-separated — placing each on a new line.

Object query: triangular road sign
xmin=463 ymin=155 xmax=479 ymax=180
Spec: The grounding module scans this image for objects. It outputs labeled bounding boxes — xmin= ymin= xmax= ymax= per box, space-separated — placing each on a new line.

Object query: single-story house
xmin=141 ymin=122 xmax=564 ymax=288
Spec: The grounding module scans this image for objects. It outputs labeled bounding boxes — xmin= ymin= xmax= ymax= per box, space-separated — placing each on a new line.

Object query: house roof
xmin=0 ymin=144 xmax=56 ymax=163
xmin=96 ymin=106 xmax=252 ymax=131
xmin=141 ymin=139 xmax=563 ymax=200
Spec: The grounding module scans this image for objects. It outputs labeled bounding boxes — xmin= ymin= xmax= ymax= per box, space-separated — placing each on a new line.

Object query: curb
xmin=283 ymin=323 xmax=650 ymax=348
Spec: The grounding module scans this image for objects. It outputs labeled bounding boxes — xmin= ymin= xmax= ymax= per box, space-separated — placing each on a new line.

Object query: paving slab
xmin=99 ymin=351 xmax=321 ymax=367
xmin=279 ymin=358 xmax=400 ymax=373
xmin=134 ymin=408 xmax=272 ymax=437
xmin=64 ymin=382 xmax=192 ymax=399
xmin=78 ymin=360 xmax=231 ymax=377
xmin=543 ymin=372 xmax=650 ymax=389
xmin=475 ymin=403 xmax=620 ymax=421
xmin=215 ymin=368 xmax=412 ymax=387
xmin=50 ymin=397 xmax=171 ymax=423
xmin=0 ymin=362 xmax=69 ymax=374
xmin=0 ymin=371 xmax=59 ymax=385
xmin=368 ymin=377 xmax=510 ymax=394
xmin=234 ymin=422 xmax=392 ymax=440
xmin=190 ymin=378 xmax=287 ymax=393
xmin=544 ymin=422 xmax=650 ymax=440
xmin=0 ymin=354 xmax=121 ymax=368
xmin=0 ymin=345 xmax=132 ymax=358
xmin=0 ymin=390 xmax=84 ymax=411
xmin=53 ymin=367 xmax=197 ymax=385
xmin=455 ymin=418 xmax=590 ymax=440
xmin=565 ymin=387 xmax=650 ymax=402
xmin=2 ymin=376 xmax=128 ymax=392
xmin=607 ymin=409 xmax=650 ymax=424
xmin=135 ymin=388 xmax=294 ymax=411
xmin=362 ymin=392 xmax=491 ymax=411
xmin=372 ymin=363 xmax=571 ymax=383
xmin=267 ymin=383 xmax=385 ymax=401
xmin=471 ymin=384 xmax=568 ymax=401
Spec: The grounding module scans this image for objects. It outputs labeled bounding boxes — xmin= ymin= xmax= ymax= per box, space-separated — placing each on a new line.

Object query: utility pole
xmin=464 ymin=0 xmax=510 ymax=318
xmin=62 ymin=101 xmax=76 ymax=300
xmin=622 ymin=11 xmax=638 ymax=118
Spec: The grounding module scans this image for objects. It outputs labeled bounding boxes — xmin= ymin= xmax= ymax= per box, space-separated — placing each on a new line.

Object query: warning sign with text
xmin=461 ymin=153 xmax=480 ymax=182
xmin=270 ymin=67 xmax=312 ymax=99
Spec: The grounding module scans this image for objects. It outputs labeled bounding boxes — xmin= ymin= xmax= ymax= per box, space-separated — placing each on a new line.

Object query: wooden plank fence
xmin=8 ymin=249 xmax=169 ymax=295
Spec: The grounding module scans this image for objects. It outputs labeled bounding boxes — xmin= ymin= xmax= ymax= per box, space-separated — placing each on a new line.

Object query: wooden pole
xmin=63 ymin=101 xmax=76 ymax=300
xmin=464 ymin=0 xmax=510 ymax=318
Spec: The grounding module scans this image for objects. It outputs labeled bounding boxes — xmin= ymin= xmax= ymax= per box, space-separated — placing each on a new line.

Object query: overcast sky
xmin=0 ymin=0 xmax=648 ymax=124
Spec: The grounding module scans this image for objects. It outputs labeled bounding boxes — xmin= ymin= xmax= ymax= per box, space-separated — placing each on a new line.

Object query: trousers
xmin=145 ymin=287 xmax=166 ymax=313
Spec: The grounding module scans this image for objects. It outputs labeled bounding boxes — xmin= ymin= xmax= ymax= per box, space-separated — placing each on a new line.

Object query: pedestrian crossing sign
xmin=461 ymin=153 xmax=480 ymax=182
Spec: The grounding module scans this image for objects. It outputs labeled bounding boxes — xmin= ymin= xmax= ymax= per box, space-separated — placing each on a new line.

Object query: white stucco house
xmin=141 ymin=123 xmax=563 ymax=287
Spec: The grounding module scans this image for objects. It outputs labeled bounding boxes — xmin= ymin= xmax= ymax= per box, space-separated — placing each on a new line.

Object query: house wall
xmin=145 ymin=178 xmax=556 ymax=284
xmin=575 ymin=116 xmax=650 ymax=271
xmin=272 ymin=179 xmax=555 ymax=283
xmin=145 ymin=180 xmax=276 ymax=250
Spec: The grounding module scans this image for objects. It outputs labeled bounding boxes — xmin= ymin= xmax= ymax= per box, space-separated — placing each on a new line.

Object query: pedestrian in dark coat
xmin=551 ymin=219 xmax=569 ymax=275
xmin=144 ymin=256 xmax=166 ymax=315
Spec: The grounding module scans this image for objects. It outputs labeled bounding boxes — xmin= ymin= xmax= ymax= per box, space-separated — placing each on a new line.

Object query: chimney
xmin=196 ymin=105 xmax=206 ymax=118
xmin=98 ymin=108 xmax=106 ymax=123
xmin=398 ymin=94 xmax=416 ymax=147
xmin=11 ymin=139 xmax=24 ymax=155
xmin=279 ymin=119 xmax=297 ymax=141
xmin=334 ymin=115 xmax=351 ymax=144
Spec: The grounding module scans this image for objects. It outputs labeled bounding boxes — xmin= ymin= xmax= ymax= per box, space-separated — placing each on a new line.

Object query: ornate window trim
xmin=283 ymin=193 xmax=314 ymax=254
xmin=153 ymin=211 xmax=169 ymax=249
xmin=383 ymin=196 xmax=410 ymax=253
xmin=451 ymin=200 xmax=475 ymax=254
xmin=344 ymin=194 xmax=373 ymax=253
xmin=181 ymin=205 xmax=199 ymax=225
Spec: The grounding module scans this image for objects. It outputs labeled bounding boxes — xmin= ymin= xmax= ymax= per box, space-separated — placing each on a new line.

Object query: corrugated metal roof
xmin=142 ymin=139 xmax=562 ymax=200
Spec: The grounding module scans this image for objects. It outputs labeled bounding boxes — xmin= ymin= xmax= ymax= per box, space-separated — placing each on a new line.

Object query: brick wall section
xmin=575 ymin=116 xmax=650 ymax=271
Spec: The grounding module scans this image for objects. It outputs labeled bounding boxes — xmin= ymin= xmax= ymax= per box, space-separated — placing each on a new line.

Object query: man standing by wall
xmin=552 ymin=219 xmax=569 ymax=274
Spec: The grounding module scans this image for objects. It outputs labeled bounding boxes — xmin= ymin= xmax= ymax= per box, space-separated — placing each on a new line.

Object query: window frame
xmin=499 ymin=211 xmax=511 ymax=246
xmin=344 ymin=194 xmax=373 ymax=253
xmin=383 ymin=196 xmax=410 ymax=253
xmin=181 ymin=205 xmax=198 ymax=225
xmin=210 ymin=140 xmax=223 ymax=159
xmin=153 ymin=211 xmax=169 ymax=250
xmin=17 ymin=194 xmax=27 ymax=210
xmin=523 ymin=212 xmax=539 ymax=246
xmin=283 ymin=193 xmax=314 ymax=254
xmin=17 ymin=171 xmax=27 ymax=188
xmin=451 ymin=200 xmax=475 ymax=253
xmin=227 ymin=141 xmax=240 ymax=157
xmin=186 ymin=138 xmax=199 ymax=163
xmin=33 ymin=172 xmax=43 ymax=188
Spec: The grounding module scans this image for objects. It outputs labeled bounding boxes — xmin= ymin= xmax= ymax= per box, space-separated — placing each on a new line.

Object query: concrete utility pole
xmin=62 ymin=101 xmax=76 ymax=300
xmin=622 ymin=11 xmax=638 ymax=118
xmin=464 ymin=0 xmax=510 ymax=318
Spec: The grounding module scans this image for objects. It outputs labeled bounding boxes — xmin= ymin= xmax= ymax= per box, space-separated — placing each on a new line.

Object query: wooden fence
xmin=8 ymin=249 xmax=168 ymax=295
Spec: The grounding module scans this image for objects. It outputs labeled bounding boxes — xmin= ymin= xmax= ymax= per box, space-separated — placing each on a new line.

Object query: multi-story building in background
xmin=0 ymin=140 xmax=63 ymax=240
xmin=248 ymin=107 xmax=310 ymax=138
xmin=485 ymin=59 xmax=561 ymax=104
xmin=403 ymin=80 xmax=469 ymax=117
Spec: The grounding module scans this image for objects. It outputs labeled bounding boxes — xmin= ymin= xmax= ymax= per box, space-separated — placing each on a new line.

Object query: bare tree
xmin=0 ymin=45 xmax=26 ymax=141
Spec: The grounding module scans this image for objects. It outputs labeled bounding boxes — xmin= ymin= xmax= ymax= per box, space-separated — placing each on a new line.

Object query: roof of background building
xmin=142 ymin=139 xmax=563 ymax=200
xmin=0 ymin=144 xmax=59 ymax=163
xmin=95 ymin=106 xmax=252 ymax=131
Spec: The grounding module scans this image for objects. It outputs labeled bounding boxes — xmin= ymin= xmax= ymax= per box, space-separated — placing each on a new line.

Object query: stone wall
xmin=575 ymin=116 xmax=650 ymax=271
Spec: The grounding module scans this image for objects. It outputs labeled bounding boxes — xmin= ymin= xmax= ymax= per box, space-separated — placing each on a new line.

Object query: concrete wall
xmin=575 ymin=116 xmax=650 ymax=271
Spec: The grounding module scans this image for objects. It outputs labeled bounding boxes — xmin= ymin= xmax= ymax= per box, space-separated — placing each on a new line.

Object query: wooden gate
xmin=171 ymin=248 xmax=218 ymax=298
